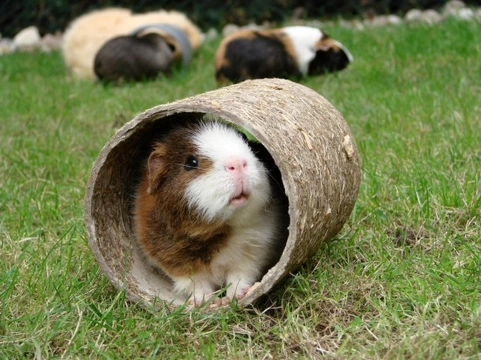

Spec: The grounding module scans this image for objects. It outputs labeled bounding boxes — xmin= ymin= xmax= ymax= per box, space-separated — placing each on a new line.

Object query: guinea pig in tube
xmin=133 ymin=118 xmax=288 ymax=306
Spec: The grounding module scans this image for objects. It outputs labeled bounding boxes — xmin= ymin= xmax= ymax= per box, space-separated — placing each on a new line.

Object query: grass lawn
xmin=1 ymin=17 xmax=480 ymax=359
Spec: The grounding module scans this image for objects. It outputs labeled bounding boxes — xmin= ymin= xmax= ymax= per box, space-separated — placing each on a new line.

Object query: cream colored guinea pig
xmin=62 ymin=7 xmax=203 ymax=80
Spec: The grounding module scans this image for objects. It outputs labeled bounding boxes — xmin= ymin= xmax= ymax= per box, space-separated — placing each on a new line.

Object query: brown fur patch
xmin=314 ymin=35 xmax=341 ymax=52
xmin=133 ymin=125 xmax=233 ymax=278
xmin=135 ymin=28 xmax=182 ymax=61
xmin=214 ymin=29 xmax=258 ymax=75
xmin=275 ymin=30 xmax=298 ymax=64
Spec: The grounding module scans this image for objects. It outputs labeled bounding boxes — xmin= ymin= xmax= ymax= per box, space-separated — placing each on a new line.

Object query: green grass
xmin=1 ymin=18 xmax=480 ymax=359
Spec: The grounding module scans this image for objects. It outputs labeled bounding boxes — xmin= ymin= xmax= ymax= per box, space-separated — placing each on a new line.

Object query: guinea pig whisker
xmin=266 ymin=171 xmax=284 ymax=191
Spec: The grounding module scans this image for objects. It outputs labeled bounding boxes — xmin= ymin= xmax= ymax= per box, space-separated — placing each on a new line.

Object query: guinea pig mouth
xmin=230 ymin=192 xmax=249 ymax=206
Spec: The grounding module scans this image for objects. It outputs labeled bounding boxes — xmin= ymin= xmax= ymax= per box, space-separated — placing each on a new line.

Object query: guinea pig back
xmin=85 ymin=78 xmax=361 ymax=310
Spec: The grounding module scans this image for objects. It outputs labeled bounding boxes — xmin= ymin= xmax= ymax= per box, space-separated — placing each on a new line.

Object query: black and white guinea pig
xmin=133 ymin=118 xmax=288 ymax=306
xmin=214 ymin=26 xmax=353 ymax=84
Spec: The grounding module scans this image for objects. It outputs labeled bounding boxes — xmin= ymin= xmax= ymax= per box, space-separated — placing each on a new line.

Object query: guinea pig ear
xmin=146 ymin=144 xmax=168 ymax=194
xmin=314 ymin=36 xmax=340 ymax=52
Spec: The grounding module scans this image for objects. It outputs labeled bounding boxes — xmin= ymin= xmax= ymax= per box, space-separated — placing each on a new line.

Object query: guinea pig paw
xmin=208 ymin=296 xmax=231 ymax=308
xmin=186 ymin=297 xmax=199 ymax=307
xmin=188 ymin=291 xmax=224 ymax=308
xmin=207 ymin=290 xmax=250 ymax=308
xmin=226 ymin=281 xmax=253 ymax=300
xmin=187 ymin=295 xmax=209 ymax=308
xmin=234 ymin=285 xmax=252 ymax=300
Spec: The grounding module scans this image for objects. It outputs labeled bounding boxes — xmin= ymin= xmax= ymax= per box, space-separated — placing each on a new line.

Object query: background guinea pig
xmin=94 ymin=33 xmax=175 ymax=83
xmin=214 ymin=26 xmax=353 ymax=84
xmin=62 ymin=7 xmax=203 ymax=80
xmin=132 ymin=118 xmax=288 ymax=306
xmin=94 ymin=23 xmax=194 ymax=83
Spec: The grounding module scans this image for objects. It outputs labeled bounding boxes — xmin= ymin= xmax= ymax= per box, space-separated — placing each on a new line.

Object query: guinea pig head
xmin=308 ymin=35 xmax=353 ymax=75
xmin=147 ymin=122 xmax=272 ymax=225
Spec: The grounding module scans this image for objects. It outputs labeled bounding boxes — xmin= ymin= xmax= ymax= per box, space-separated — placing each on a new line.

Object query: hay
xmin=84 ymin=78 xmax=361 ymax=309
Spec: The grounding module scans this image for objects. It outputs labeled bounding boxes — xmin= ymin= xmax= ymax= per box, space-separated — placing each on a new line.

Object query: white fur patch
xmin=184 ymin=122 xmax=271 ymax=222
xmin=282 ymin=26 xmax=323 ymax=75
xmin=172 ymin=195 xmax=281 ymax=300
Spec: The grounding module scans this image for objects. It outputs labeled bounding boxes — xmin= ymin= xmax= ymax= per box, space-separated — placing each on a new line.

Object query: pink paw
xmin=187 ymin=297 xmax=203 ymax=307
xmin=187 ymin=291 xmax=226 ymax=308
xmin=234 ymin=285 xmax=252 ymax=299
xmin=208 ymin=296 xmax=232 ymax=308
xmin=225 ymin=284 xmax=252 ymax=301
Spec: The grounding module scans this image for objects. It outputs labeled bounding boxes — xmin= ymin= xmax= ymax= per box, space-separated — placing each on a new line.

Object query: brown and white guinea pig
xmin=62 ymin=7 xmax=203 ymax=81
xmin=132 ymin=118 xmax=288 ymax=306
xmin=214 ymin=26 xmax=353 ymax=84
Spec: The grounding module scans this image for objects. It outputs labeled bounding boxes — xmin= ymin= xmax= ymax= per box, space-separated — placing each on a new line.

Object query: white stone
xmin=243 ymin=22 xmax=264 ymax=31
xmin=475 ymin=8 xmax=481 ymax=20
xmin=405 ymin=9 xmax=423 ymax=23
xmin=444 ymin=0 xmax=467 ymax=13
xmin=456 ymin=8 xmax=474 ymax=20
xmin=13 ymin=26 xmax=41 ymax=52
xmin=387 ymin=14 xmax=403 ymax=25
xmin=367 ymin=14 xmax=403 ymax=26
xmin=39 ymin=32 xmax=63 ymax=52
xmin=0 ymin=39 xmax=14 ymax=55
xmin=222 ymin=24 xmax=240 ymax=37
xmin=421 ymin=9 xmax=444 ymax=24
xmin=203 ymin=28 xmax=218 ymax=41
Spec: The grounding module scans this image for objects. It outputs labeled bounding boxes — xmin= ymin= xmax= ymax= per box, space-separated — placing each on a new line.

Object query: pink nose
xmin=225 ymin=158 xmax=248 ymax=173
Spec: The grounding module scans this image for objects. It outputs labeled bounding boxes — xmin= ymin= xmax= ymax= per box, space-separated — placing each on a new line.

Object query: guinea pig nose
xmin=225 ymin=158 xmax=248 ymax=173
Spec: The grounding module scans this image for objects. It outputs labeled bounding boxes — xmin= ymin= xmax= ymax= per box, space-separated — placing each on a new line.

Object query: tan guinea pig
xmin=214 ymin=26 xmax=353 ymax=84
xmin=133 ymin=119 xmax=288 ymax=306
xmin=62 ymin=7 xmax=203 ymax=80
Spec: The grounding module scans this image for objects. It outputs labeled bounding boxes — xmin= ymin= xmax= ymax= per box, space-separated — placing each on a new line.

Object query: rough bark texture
xmin=84 ymin=78 xmax=361 ymax=310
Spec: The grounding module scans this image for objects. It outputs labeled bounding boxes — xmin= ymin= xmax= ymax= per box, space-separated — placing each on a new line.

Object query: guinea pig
xmin=214 ymin=26 xmax=353 ymax=84
xmin=62 ymin=7 xmax=203 ymax=80
xmin=132 ymin=119 xmax=288 ymax=306
xmin=94 ymin=23 xmax=193 ymax=83
xmin=94 ymin=32 xmax=175 ymax=83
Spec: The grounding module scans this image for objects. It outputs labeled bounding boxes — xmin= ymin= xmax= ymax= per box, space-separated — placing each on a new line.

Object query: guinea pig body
xmin=215 ymin=26 xmax=353 ymax=84
xmin=62 ymin=7 xmax=202 ymax=80
xmin=214 ymin=29 xmax=301 ymax=84
xmin=133 ymin=120 xmax=287 ymax=305
xmin=94 ymin=33 xmax=175 ymax=83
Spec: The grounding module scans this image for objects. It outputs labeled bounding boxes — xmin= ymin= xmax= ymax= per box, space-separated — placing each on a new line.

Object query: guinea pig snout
xmin=224 ymin=157 xmax=250 ymax=204
xmin=224 ymin=157 xmax=247 ymax=174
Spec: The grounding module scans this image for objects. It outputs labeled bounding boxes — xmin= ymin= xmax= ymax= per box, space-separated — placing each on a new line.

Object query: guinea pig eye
xmin=184 ymin=155 xmax=198 ymax=171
